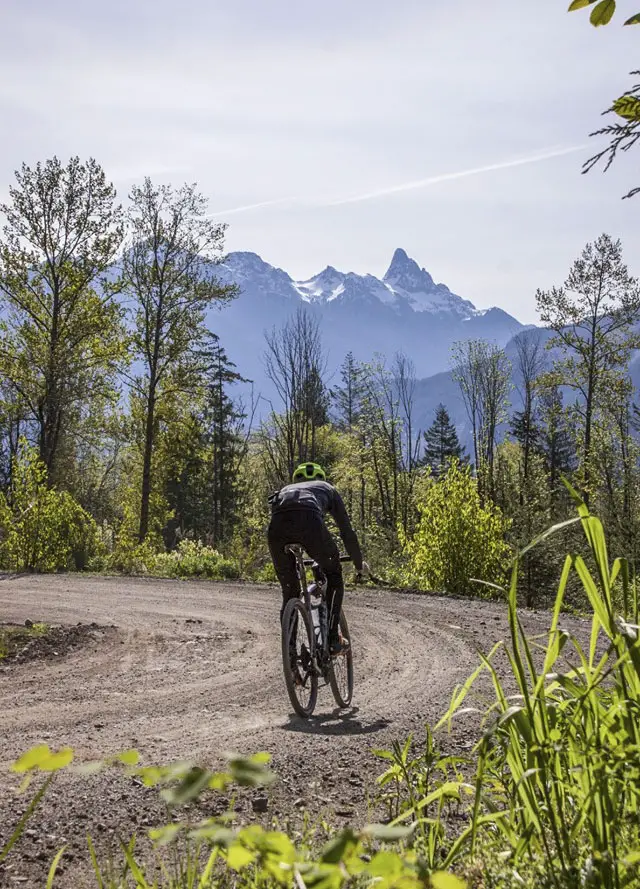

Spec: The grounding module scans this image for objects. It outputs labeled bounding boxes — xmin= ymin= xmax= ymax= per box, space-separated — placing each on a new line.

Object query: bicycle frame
xmin=284 ymin=544 xmax=351 ymax=674
xmin=284 ymin=544 xmax=325 ymax=669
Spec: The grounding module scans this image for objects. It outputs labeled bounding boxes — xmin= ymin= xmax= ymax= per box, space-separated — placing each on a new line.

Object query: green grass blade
xmin=574 ymin=556 xmax=611 ymax=635
xmin=87 ymin=834 xmax=104 ymax=889
xmin=518 ymin=516 xmax=581 ymax=559
xmin=0 ymin=775 xmax=53 ymax=864
xmin=119 ymin=838 xmax=151 ymax=889
xmin=435 ymin=642 xmax=502 ymax=731
xmin=198 ymin=848 xmax=219 ymax=888
xmin=46 ymin=846 xmax=67 ymax=889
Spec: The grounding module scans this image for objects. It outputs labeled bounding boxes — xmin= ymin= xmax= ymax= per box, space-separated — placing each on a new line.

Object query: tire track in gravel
xmin=0 ymin=573 xmax=540 ymax=886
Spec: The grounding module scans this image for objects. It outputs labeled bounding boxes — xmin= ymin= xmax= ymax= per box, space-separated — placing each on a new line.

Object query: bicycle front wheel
xmin=329 ymin=610 xmax=354 ymax=709
xmin=281 ymin=599 xmax=318 ymax=718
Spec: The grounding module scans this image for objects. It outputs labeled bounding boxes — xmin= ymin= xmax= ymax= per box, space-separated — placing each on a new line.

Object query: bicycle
xmin=280 ymin=545 xmax=354 ymax=718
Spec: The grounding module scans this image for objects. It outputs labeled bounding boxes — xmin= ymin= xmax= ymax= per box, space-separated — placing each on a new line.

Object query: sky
xmin=1 ymin=0 xmax=638 ymax=323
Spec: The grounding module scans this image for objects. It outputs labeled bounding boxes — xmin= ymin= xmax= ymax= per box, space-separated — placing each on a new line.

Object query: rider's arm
xmin=329 ymin=489 xmax=363 ymax=571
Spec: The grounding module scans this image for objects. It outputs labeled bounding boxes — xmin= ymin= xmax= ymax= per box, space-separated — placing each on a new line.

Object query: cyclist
xmin=267 ymin=462 xmax=369 ymax=656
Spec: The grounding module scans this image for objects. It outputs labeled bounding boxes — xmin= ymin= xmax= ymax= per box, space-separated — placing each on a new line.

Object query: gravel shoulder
xmin=0 ymin=574 xmax=590 ymax=887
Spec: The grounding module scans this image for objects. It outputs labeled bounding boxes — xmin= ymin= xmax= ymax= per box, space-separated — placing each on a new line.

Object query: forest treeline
xmin=1 ymin=156 xmax=639 ymax=606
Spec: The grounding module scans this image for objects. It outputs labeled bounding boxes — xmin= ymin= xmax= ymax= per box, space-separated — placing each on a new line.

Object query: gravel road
xmin=0 ymin=574 xmax=577 ymax=886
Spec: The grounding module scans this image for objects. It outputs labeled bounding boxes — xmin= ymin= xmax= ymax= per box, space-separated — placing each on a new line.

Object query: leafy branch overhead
xmin=568 ymin=0 xmax=640 ymax=26
xmin=567 ymin=3 xmax=640 ymax=196
xmin=582 ymin=72 xmax=640 ymax=198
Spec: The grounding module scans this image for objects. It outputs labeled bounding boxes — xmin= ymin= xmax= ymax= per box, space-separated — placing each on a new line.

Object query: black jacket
xmin=270 ymin=480 xmax=363 ymax=570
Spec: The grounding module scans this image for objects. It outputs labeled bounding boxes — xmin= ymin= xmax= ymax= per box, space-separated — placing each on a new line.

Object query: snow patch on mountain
xmin=295 ymin=266 xmax=345 ymax=303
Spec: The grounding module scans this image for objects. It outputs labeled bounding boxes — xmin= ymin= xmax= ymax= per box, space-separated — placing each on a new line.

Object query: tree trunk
xmin=139 ymin=382 xmax=156 ymax=543
xmin=41 ymin=285 xmax=61 ymax=478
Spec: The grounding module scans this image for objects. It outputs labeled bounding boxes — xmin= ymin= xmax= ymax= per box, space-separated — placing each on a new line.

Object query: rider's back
xmin=270 ymin=480 xmax=337 ymax=516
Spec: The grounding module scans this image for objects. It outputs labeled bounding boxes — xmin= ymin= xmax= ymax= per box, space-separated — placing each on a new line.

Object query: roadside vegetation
xmin=3 ymin=501 xmax=639 ymax=888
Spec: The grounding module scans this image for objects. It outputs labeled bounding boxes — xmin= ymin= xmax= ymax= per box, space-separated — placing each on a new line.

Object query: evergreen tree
xmin=163 ymin=337 xmax=248 ymax=547
xmin=537 ymin=385 xmax=575 ymax=509
xmin=204 ymin=339 xmax=248 ymax=545
xmin=421 ymin=404 xmax=465 ymax=476
xmin=511 ymin=330 xmax=545 ymax=490
xmin=301 ymin=365 xmax=330 ymax=431
xmin=333 ymin=352 xmax=366 ymax=430
xmin=510 ymin=410 xmax=541 ymax=457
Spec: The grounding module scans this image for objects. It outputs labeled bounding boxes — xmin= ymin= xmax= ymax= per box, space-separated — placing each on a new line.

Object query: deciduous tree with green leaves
xmin=121 ymin=179 xmax=237 ymax=543
xmin=0 ymin=156 xmax=125 ymax=482
xmin=452 ymin=339 xmax=511 ymax=500
xmin=535 ymin=233 xmax=640 ymax=504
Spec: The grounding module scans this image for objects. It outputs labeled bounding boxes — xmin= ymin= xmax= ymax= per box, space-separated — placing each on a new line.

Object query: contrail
xmin=324 ymin=144 xmax=587 ymax=207
xmin=206 ymin=196 xmax=294 ymax=218
xmin=203 ymin=144 xmax=586 ymax=217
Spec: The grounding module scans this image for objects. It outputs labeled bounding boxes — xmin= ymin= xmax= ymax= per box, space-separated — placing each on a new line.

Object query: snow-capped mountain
xmin=209 ymin=248 xmax=524 ymax=395
xmin=218 ymin=247 xmax=486 ymax=318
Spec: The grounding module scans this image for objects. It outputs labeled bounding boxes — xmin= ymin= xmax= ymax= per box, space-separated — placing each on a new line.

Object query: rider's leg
xmin=300 ymin=515 xmax=344 ymax=653
xmin=267 ymin=512 xmax=302 ymax=623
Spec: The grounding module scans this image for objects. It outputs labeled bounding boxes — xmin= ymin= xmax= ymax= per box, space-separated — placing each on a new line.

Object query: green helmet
xmin=292 ymin=462 xmax=326 ymax=483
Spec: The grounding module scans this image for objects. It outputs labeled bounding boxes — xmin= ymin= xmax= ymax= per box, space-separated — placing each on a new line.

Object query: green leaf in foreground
xmin=431 ymin=873 xmax=466 ymax=889
xmin=115 ymin=749 xmax=140 ymax=766
xmin=568 ymin=0 xmax=598 ymax=9
xmin=613 ymin=95 xmax=640 ymax=120
xmin=590 ymin=0 xmax=616 ymax=25
xmin=226 ymin=843 xmax=256 ymax=871
xmin=321 ymin=829 xmax=359 ymax=864
xmin=624 ymin=13 xmax=640 ymax=24
xmin=11 ymin=745 xmax=73 ymax=774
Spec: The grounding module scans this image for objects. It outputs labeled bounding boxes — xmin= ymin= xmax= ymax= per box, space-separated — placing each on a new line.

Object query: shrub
xmin=0 ymin=442 xmax=102 ymax=572
xmin=398 ymin=460 xmax=511 ymax=596
xmin=95 ymin=539 xmax=160 ymax=575
xmin=254 ymin=560 xmax=277 ymax=583
xmin=152 ymin=539 xmax=240 ymax=580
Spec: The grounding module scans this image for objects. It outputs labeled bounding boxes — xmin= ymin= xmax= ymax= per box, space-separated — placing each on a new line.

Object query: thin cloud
xmin=324 ymin=144 xmax=588 ymax=207
xmin=206 ymin=197 xmax=295 ymax=218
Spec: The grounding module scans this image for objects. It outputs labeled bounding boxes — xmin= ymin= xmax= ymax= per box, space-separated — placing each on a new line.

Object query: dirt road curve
xmin=0 ymin=574 xmax=565 ymax=886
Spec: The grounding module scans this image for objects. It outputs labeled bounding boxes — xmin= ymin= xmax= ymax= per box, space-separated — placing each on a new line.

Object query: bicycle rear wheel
xmin=281 ymin=599 xmax=317 ymax=718
xmin=329 ymin=610 xmax=353 ymax=709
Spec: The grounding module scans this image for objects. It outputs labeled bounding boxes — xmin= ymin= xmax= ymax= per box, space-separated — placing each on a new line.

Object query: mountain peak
xmin=389 ymin=247 xmax=409 ymax=265
xmin=385 ymin=247 xmax=416 ymax=276
xmin=383 ymin=248 xmax=435 ymax=294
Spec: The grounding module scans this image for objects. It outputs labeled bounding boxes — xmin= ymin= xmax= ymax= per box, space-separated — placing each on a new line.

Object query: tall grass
xmin=386 ymin=492 xmax=640 ymax=887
